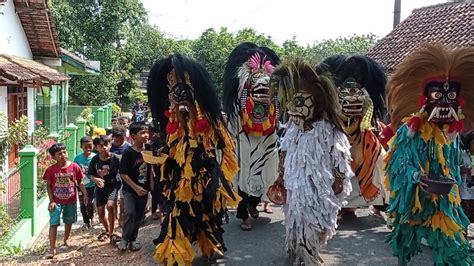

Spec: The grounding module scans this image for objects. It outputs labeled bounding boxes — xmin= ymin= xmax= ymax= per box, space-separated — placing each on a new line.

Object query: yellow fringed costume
xmin=145 ymin=54 xmax=241 ymax=265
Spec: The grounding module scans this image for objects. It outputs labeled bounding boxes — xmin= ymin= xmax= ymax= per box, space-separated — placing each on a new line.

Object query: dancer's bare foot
xmin=263 ymin=202 xmax=273 ymax=214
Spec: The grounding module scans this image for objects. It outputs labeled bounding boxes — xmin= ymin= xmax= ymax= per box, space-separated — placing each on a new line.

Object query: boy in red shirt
xmin=43 ymin=143 xmax=88 ymax=259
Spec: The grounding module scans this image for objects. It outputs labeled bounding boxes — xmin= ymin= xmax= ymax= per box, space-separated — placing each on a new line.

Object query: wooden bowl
xmin=420 ymin=175 xmax=456 ymax=195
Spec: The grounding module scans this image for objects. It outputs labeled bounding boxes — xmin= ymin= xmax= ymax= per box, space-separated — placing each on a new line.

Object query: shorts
xmin=49 ymin=203 xmax=77 ymax=226
xmin=95 ymin=187 xmax=119 ymax=207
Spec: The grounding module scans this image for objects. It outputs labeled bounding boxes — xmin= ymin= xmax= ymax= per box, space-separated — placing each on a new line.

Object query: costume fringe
xmin=282 ymin=121 xmax=353 ymax=265
xmin=154 ymin=123 xmax=241 ymax=265
xmin=385 ymin=117 xmax=472 ymax=265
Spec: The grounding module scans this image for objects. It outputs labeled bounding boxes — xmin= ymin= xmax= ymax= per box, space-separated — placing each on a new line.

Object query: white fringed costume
xmin=282 ymin=121 xmax=353 ymax=265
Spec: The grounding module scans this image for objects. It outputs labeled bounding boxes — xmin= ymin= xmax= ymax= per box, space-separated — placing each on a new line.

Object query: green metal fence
xmin=1 ymin=103 xmax=113 ymax=254
xmin=67 ymin=105 xmax=101 ymax=125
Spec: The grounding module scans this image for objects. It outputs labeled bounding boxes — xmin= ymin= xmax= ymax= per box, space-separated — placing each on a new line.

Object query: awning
xmin=0 ymin=54 xmax=69 ymax=85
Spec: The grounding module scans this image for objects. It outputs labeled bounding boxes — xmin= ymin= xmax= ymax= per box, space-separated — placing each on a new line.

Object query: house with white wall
xmin=0 ymin=0 xmax=98 ymax=179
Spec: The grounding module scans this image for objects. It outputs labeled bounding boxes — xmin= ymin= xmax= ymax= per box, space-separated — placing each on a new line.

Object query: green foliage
xmin=112 ymin=103 xmax=121 ymax=116
xmin=281 ymin=37 xmax=311 ymax=60
xmin=50 ymin=0 xmax=377 ymax=106
xmin=0 ymin=240 xmax=22 ymax=256
xmin=307 ymin=34 xmax=378 ymax=63
xmin=50 ymin=0 xmax=148 ymax=107
xmin=0 ymin=205 xmax=15 ymax=253
xmin=68 ymin=74 xmax=119 ymax=106
xmin=129 ymin=88 xmax=147 ymax=105
xmin=191 ymin=28 xmax=235 ymax=97
xmin=7 ymin=116 xmax=29 ymax=150
xmin=0 ymin=113 xmax=7 ymax=184
xmin=79 ymin=108 xmax=96 ymax=136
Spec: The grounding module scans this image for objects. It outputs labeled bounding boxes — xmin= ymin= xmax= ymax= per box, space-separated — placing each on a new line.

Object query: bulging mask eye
xmin=447 ymin=92 xmax=457 ymax=100
xmin=430 ymin=91 xmax=442 ymax=100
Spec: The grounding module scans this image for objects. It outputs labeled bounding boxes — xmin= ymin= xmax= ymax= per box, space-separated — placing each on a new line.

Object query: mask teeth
xmin=449 ymin=107 xmax=459 ymax=121
xmin=241 ymin=90 xmax=247 ymax=110
xmin=428 ymin=106 xmax=439 ymax=121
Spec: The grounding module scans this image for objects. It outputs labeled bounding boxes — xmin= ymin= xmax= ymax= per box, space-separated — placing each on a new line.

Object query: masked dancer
xmin=222 ymin=42 xmax=280 ymax=230
xmin=321 ymin=55 xmax=388 ymax=217
xmin=145 ymin=54 xmax=241 ymax=265
xmin=385 ymin=44 xmax=474 ymax=265
xmin=273 ymin=58 xmax=353 ymax=265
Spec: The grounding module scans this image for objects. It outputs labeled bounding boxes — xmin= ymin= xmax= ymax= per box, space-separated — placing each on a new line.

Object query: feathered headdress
xmin=222 ymin=42 xmax=280 ymax=125
xmin=147 ymin=54 xmax=224 ymax=135
xmin=272 ymin=57 xmax=343 ymax=132
xmin=321 ymin=55 xmax=387 ymax=122
xmin=387 ymin=44 xmax=474 ymax=133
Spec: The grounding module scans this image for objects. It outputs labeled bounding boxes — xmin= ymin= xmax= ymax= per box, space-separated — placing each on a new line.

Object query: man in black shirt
xmin=118 ymin=122 xmax=150 ymax=251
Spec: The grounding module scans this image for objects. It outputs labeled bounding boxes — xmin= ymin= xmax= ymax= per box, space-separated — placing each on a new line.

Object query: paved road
xmin=203 ymin=207 xmax=435 ymax=266
xmin=4 ymin=204 xmax=472 ymax=265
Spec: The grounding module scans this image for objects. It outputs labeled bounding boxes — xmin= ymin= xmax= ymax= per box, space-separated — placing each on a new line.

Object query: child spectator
xmin=112 ymin=117 xmax=118 ymax=127
xmin=118 ymin=122 xmax=150 ymax=251
xmin=118 ymin=116 xmax=132 ymax=144
xmin=73 ymin=136 xmax=96 ymax=229
xmin=110 ymin=126 xmax=131 ymax=155
xmin=110 ymin=125 xmax=131 ymax=227
xmin=89 ymin=135 xmax=122 ymax=243
xmin=43 ymin=143 xmax=87 ymax=259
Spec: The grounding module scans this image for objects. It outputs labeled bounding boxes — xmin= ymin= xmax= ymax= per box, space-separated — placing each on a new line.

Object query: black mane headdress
xmin=320 ymin=55 xmax=387 ymax=121
xmin=147 ymin=54 xmax=224 ymax=133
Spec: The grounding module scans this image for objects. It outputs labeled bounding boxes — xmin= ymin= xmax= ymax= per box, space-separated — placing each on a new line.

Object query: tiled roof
xmin=0 ymin=55 xmax=40 ymax=82
xmin=14 ymin=0 xmax=62 ymax=58
xmin=0 ymin=54 xmax=69 ymax=84
xmin=367 ymin=2 xmax=474 ymax=73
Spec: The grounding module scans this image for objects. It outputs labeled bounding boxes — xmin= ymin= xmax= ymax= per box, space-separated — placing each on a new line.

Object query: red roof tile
xmin=0 ymin=54 xmax=69 ymax=84
xmin=0 ymin=55 xmax=39 ymax=82
xmin=14 ymin=0 xmax=61 ymax=58
xmin=367 ymin=2 xmax=473 ymax=73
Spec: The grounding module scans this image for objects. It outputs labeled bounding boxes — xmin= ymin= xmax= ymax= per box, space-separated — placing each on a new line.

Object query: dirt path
xmin=4 ymin=214 xmax=159 ymax=265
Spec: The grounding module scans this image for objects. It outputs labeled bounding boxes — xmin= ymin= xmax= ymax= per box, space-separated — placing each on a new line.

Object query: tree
xmin=281 ymin=37 xmax=311 ymax=60
xmin=50 ymin=0 xmax=149 ymax=106
xmin=307 ymin=34 xmax=378 ymax=63
xmin=192 ymin=27 xmax=282 ymax=96
xmin=191 ymin=28 xmax=236 ymax=97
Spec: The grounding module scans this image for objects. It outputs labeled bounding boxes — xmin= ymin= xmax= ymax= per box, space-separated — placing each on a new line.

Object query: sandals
xmin=98 ymin=232 xmax=109 ymax=242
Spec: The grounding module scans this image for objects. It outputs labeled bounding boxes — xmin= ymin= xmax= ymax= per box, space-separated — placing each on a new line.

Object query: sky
xmin=142 ymin=0 xmax=445 ymax=46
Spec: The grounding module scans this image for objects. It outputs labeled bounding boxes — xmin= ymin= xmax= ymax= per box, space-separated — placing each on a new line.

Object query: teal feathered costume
xmin=386 ymin=121 xmax=471 ymax=265
xmin=385 ymin=44 xmax=474 ymax=265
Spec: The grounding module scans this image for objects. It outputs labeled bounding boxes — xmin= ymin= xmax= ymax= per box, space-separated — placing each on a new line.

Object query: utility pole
xmin=393 ymin=0 xmax=401 ymax=28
